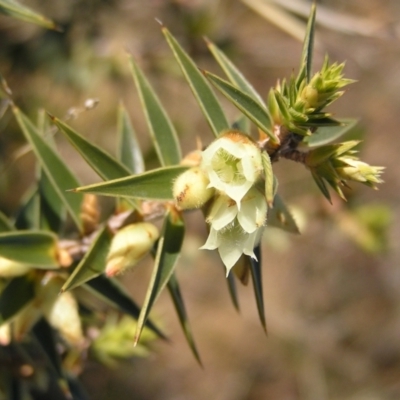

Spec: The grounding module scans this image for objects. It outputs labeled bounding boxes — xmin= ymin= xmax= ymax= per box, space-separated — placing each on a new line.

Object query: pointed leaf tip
xmin=46 ymin=111 xmax=55 ymax=121
xmin=203 ymin=36 xmax=211 ymax=45
xmin=155 ymin=18 xmax=163 ymax=26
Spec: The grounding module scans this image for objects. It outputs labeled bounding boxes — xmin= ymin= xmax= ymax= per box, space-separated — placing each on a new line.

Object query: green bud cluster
xmin=306 ymin=141 xmax=384 ymax=201
xmin=267 ymin=56 xmax=355 ymax=136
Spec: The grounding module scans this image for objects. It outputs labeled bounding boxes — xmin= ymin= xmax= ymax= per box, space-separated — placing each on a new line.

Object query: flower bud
xmin=105 ymin=223 xmax=159 ymax=277
xmin=335 ymin=158 xmax=384 ymax=188
xmin=80 ymin=194 xmax=100 ymax=235
xmin=46 ymin=292 xmax=84 ymax=346
xmin=300 ymin=85 xmax=319 ymax=109
xmin=201 ymin=130 xmax=263 ymax=206
xmin=0 ymin=323 xmax=11 ymax=346
xmin=13 ymin=274 xmax=63 ymax=341
xmin=173 ymin=167 xmax=214 ymax=210
xmin=0 ymin=257 xmax=31 ymax=277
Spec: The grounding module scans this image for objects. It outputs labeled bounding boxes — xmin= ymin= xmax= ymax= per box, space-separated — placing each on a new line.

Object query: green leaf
xmin=162 ymin=26 xmax=229 ymax=137
xmin=0 ymin=0 xmax=60 ymax=30
xmin=0 ymin=275 xmax=35 ymax=324
xmin=268 ymin=194 xmax=300 ymax=234
xmin=30 ymin=324 xmax=72 ymax=400
xmin=50 ymin=115 xmax=133 ymax=181
xmin=32 ymin=318 xmax=64 ymax=379
xmin=274 ymin=90 xmax=292 ymax=123
xmin=226 ymin=267 xmax=240 ymax=312
xmin=39 ymin=171 xmax=66 ymax=232
xmin=231 ymin=114 xmax=251 ymax=134
xmin=249 ymin=246 xmax=267 ymax=333
xmin=61 ymin=226 xmax=112 ymax=292
xmin=37 ymin=108 xmax=51 ymax=136
xmin=206 ymin=39 xmax=266 ymax=106
xmin=134 ymin=210 xmax=185 ymax=345
xmin=72 ymin=165 xmax=188 ymax=200
xmin=14 ymin=186 xmax=41 ymax=230
xmin=83 ymin=275 xmax=166 ymax=339
xmin=0 ymin=210 xmax=13 ymax=232
xmin=303 ymin=118 xmax=358 ymax=147
xmin=204 ymin=71 xmax=279 ymax=143
xmin=311 ymin=170 xmax=331 ymax=203
xmin=297 ymin=2 xmax=317 ymax=85
xmin=303 ymin=116 xmax=341 ymax=127
xmin=129 ymin=57 xmax=181 ymax=166
xmin=0 ymin=99 xmax=9 ymax=120
xmin=167 ymin=273 xmax=202 ymax=365
xmin=0 ymin=230 xmax=58 ymax=267
xmin=117 ymin=103 xmax=144 ymax=174
xmin=0 ymin=71 xmax=12 ymax=97
xmin=13 ymin=107 xmax=83 ymax=232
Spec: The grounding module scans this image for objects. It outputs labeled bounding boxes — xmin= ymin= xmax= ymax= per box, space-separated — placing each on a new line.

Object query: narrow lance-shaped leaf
xmin=303 ymin=118 xmax=358 ymax=147
xmin=241 ymin=0 xmax=306 ymax=43
xmin=162 ymin=25 xmax=229 ymax=137
xmin=232 ymin=254 xmax=251 ymax=286
xmin=14 ymin=186 xmax=40 ymax=230
xmin=0 ymin=99 xmax=9 ymax=120
xmin=232 ymin=114 xmax=251 ymax=135
xmin=0 ymin=275 xmax=35 ymax=324
xmin=0 ymin=231 xmax=58 ymax=267
xmin=129 ymin=57 xmax=181 ymax=166
xmin=267 ymin=194 xmax=300 ymax=234
xmin=39 ymin=170 xmax=66 ymax=232
xmin=296 ymin=1 xmax=317 ymax=86
xmin=134 ymin=209 xmax=185 ymax=345
xmin=204 ymin=71 xmax=279 ymax=144
xmin=72 ymin=165 xmax=188 ymax=200
xmin=249 ymin=246 xmax=267 ymax=333
xmin=50 ymin=115 xmax=133 ymax=181
xmin=206 ymin=38 xmax=266 ymax=107
xmin=262 ymin=152 xmax=274 ymax=207
xmin=37 ymin=108 xmax=51 ymax=136
xmin=62 ymin=225 xmax=113 ymax=292
xmin=0 ymin=210 xmax=13 ymax=232
xmin=29 ymin=329 xmax=72 ymax=400
xmin=117 ymin=103 xmax=144 ymax=174
xmin=13 ymin=107 xmax=83 ymax=231
xmin=226 ymin=266 xmax=240 ymax=311
xmin=0 ymin=71 xmax=12 ymax=96
xmin=311 ymin=170 xmax=331 ymax=203
xmin=33 ymin=111 xmax=66 ymax=231
xmin=83 ymin=275 xmax=166 ymax=339
xmin=168 ymin=273 xmax=202 ymax=365
xmin=0 ymin=0 xmax=60 ymax=30
xmin=32 ymin=318 xmax=64 ymax=380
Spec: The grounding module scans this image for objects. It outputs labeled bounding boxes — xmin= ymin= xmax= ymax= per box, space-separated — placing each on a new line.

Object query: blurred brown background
xmin=1 ymin=0 xmax=400 ymax=399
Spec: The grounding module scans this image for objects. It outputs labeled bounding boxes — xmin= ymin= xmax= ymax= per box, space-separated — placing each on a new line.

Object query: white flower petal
xmin=224 ymin=181 xmax=252 ymax=206
xmin=199 ymin=227 xmax=220 ymax=250
xmin=207 ymin=196 xmax=237 ymax=231
xmin=241 ymin=156 xmax=259 ymax=182
xmin=200 ymin=215 xmax=265 ymax=274
xmin=237 ymin=189 xmax=267 ymax=233
xmin=200 ymin=132 xmax=263 ymax=205
xmin=243 ymin=228 xmax=264 ymax=258
xmin=218 ymin=242 xmax=243 ymax=273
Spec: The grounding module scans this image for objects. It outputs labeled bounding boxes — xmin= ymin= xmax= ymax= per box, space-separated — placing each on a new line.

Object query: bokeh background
xmin=1 ymin=0 xmax=399 ymax=399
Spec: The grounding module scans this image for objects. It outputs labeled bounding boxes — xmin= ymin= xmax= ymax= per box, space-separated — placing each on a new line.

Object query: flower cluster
xmin=174 ymin=130 xmax=268 ymax=274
